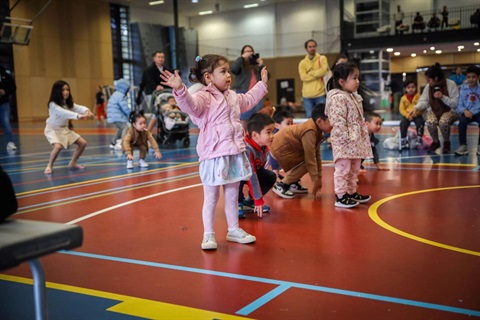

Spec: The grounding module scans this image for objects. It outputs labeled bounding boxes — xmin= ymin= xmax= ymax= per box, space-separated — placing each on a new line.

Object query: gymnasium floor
xmin=0 ymin=117 xmax=479 ymax=320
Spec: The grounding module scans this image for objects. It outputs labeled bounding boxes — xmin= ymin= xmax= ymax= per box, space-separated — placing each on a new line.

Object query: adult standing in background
xmin=298 ymin=39 xmax=329 ymax=118
xmin=393 ymin=5 xmax=405 ymax=35
xmin=136 ymin=51 xmax=171 ymax=131
xmin=0 ymin=65 xmax=17 ymax=151
xmin=231 ymin=45 xmax=268 ymax=123
xmin=440 ymin=5 xmax=449 ymax=29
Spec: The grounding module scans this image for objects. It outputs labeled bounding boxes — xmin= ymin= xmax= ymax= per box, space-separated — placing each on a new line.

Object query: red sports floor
xmin=1 ymin=120 xmax=479 ymax=319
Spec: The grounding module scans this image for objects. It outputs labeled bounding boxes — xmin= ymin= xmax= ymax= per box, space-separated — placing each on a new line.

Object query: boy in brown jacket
xmin=270 ymin=104 xmax=332 ymax=199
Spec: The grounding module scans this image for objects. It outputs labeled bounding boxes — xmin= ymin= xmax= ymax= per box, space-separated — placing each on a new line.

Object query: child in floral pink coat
xmin=325 ymin=62 xmax=373 ymax=208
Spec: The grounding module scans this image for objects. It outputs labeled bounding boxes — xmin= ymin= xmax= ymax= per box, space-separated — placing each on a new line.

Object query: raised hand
xmin=261 ymin=66 xmax=268 ymax=84
xmin=160 ymin=70 xmax=183 ymax=90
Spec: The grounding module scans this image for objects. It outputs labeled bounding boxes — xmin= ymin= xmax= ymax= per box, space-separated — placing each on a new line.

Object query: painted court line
xmin=60 ymin=250 xmax=480 ymax=317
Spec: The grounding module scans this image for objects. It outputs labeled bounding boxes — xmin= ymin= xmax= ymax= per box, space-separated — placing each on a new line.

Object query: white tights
xmin=202 ymin=182 xmax=240 ymax=233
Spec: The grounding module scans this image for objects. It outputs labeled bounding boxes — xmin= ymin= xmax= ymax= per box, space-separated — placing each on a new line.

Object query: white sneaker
xmin=201 ymin=233 xmax=217 ymax=250
xmin=454 ymin=144 xmax=468 ymax=156
xmin=226 ymin=228 xmax=256 ymax=244
xmin=6 ymin=142 xmax=17 ymax=150
xmin=109 ymin=142 xmax=115 ymax=149
xmin=114 ymin=143 xmax=122 ymax=151
xmin=138 ymin=159 xmax=149 ymax=168
xmin=126 ymin=160 xmax=133 ymax=169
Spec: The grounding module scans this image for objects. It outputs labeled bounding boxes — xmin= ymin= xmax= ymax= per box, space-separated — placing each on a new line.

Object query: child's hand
xmin=254 ymin=205 xmax=263 ymax=218
xmin=154 ymin=151 xmax=162 ymax=159
xmin=464 ymin=110 xmax=473 ymax=119
xmin=359 ymin=168 xmax=367 ymax=174
xmin=311 ymin=179 xmax=322 ymax=199
xmin=261 ymin=67 xmax=268 ymax=84
xmin=127 ymin=154 xmax=133 ymax=160
xmin=160 ymin=70 xmax=183 ymax=90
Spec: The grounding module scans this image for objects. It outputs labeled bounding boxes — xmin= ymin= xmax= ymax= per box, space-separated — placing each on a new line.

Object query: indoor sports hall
xmin=0 ymin=119 xmax=479 ymax=319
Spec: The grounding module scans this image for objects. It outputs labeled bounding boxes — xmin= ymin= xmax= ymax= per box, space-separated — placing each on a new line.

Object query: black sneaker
xmin=289 ymin=181 xmax=308 ymax=194
xmin=335 ymin=194 xmax=358 ymax=208
xmin=348 ymin=192 xmax=371 ymax=203
xmin=273 ymin=182 xmax=295 ymax=199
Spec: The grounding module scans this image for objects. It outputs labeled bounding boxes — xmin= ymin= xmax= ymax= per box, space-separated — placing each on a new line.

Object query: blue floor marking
xmin=61 ymin=250 xmax=480 ymax=317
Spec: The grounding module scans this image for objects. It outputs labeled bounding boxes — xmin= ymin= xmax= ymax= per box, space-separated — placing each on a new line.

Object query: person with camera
xmin=409 ymin=62 xmax=459 ymax=154
xmin=231 ymin=45 xmax=268 ymax=123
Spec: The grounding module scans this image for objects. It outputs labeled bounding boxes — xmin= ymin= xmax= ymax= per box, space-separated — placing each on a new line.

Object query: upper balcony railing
xmin=349 ymin=5 xmax=479 ymax=38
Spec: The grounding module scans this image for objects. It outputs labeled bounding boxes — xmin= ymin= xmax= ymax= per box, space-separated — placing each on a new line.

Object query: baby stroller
xmin=152 ymin=89 xmax=191 ymax=148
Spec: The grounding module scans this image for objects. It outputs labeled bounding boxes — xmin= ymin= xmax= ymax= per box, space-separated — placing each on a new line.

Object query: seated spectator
xmin=470 ymin=9 xmax=480 ymax=28
xmin=454 ymin=66 xmax=480 ymax=156
xmin=412 ymin=12 xmax=425 ymax=32
xmin=427 ymin=13 xmax=441 ymax=30
xmin=450 ymin=66 xmax=466 ymax=88
xmin=409 ymin=63 xmax=459 ymax=154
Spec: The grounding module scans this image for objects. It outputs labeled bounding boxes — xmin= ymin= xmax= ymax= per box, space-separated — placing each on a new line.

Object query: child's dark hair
xmin=247 ymin=113 xmax=274 ymax=136
xmin=466 ymin=65 xmax=480 ymax=76
xmin=425 ymin=62 xmax=445 ymax=80
xmin=272 ymin=109 xmax=294 ymax=124
xmin=311 ymin=103 xmax=327 ymax=121
xmin=129 ymin=110 xmax=146 ymax=125
xmin=188 ymin=54 xmax=229 ymax=86
xmin=364 ymin=111 xmax=382 ymax=122
xmin=48 ymin=80 xmax=73 ymax=109
xmin=326 ymin=62 xmax=359 ymax=92
xmin=403 ymin=78 xmax=416 ymax=88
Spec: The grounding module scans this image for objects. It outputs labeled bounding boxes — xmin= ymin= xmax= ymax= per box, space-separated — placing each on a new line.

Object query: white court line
xmin=65 ymin=183 xmax=203 ymax=225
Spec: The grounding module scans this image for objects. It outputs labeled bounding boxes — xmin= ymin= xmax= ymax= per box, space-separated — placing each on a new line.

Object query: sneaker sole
xmin=226 ymin=236 xmax=256 ymax=244
xmin=272 ymin=187 xmax=295 ymax=199
xmin=201 ymin=243 xmax=218 ymax=250
xmin=289 ymin=189 xmax=309 ymax=194
xmin=335 ymin=202 xmax=358 ymax=208
xmin=454 ymin=151 xmax=468 ymax=156
xmin=243 ymin=206 xmax=270 ymax=213
xmin=351 ymin=196 xmax=371 ymax=203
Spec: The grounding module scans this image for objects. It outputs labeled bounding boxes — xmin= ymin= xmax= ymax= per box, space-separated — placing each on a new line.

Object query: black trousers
xmin=239 ymin=167 xmax=277 ymax=202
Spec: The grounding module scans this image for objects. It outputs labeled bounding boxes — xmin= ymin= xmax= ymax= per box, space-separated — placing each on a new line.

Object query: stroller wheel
xmin=182 ymin=137 xmax=190 ymax=147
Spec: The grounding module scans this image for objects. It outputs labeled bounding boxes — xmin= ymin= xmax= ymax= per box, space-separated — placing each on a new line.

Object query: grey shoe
xmin=201 ymin=233 xmax=217 ymax=250
xmin=226 ymin=228 xmax=256 ymax=244
xmin=454 ymin=144 xmax=468 ymax=156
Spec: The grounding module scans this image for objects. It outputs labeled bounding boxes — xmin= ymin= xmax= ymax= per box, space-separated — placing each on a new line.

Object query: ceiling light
xmin=423 ymin=50 xmax=427 ymax=53
xmin=148 ymin=0 xmax=164 ymax=5
xmin=435 ymin=50 xmax=442 ymax=54
xmin=430 ymin=46 xmax=435 ymax=50
xmin=411 ymin=53 xmax=416 ymax=57
xmin=386 ymin=48 xmax=393 ymax=52
xmin=199 ymin=10 xmax=213 ymax=15
xmin=192 ymin=0 xmax=198 ymax=3
xmin=394 ymin=52 xmax=400 ymax=56
xmin=457 ymin=45 xmax=464 ymax=49
xmin=477 ymin=48 xmax=480 ymax=52
xmin=474 ymin=42 xmax=479 ymax=46
xmin=244 ymin=3 xmax=259 ymax=8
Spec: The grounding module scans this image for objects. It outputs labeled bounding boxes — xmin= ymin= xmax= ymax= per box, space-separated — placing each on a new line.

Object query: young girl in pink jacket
xmin=160 ymin=54 xmax=268 ymax=250
xmin=325 ymin=62 xmax=373 ymax=209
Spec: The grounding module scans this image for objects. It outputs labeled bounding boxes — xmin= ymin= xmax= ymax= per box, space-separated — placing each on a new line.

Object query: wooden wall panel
xmin=11 ymin=0 xmax=113 ymax=122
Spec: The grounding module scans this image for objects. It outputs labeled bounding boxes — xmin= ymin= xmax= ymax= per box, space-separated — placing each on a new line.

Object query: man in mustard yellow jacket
xmin=298 ymin=39 xmax=329 ymax=118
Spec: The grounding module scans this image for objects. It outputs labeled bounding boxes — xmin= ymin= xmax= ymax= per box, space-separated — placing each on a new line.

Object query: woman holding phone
xmin=409 ymin=62 xmax=459 ymax=154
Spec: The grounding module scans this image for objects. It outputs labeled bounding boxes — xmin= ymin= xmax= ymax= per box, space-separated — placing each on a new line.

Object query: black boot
xmin=428 ymin=141 xmax=440 ymax=153
xmin=442 ymin=141 xmax=451 ymax=154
